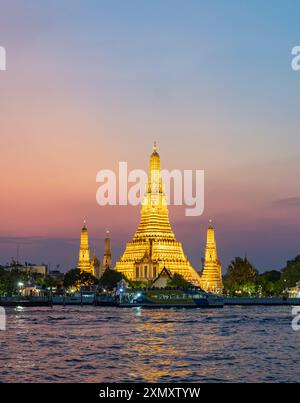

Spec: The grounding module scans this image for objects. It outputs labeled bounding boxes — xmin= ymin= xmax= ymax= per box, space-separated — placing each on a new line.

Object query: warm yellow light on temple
xmin=116 ymin=142 xmax=201 ymax=284
xmin=90 ymin=251 xmax=100 ymax=279
xmin=78 ymin=221 xmax=94 ymax=275
xmin=102 ymin=232 xmax=112 ymax=273
xmin=199 ymin=221 xmax=223 ymax=293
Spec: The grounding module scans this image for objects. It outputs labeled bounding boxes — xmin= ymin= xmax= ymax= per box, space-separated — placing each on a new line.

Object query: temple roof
xmin=152 ymin=266 xmax=173 ymax=283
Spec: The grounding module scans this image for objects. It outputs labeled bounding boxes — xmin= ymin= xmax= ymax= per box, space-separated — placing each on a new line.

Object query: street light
xmin=17 ymin=282 xmax=24 ymax=297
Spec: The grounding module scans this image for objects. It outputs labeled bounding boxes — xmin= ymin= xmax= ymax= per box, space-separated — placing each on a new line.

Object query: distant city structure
xmin=77 ymin=223 xmax=113 ymax=279
xmin=48 ymin=270 xmax=65 ymax=283
xmin=289 ymin=281 xmax=300 ymax=298
xmin=4 ymin=260 xmax=48 ymax=277
xmin=199 ymin=222 xmax=223 ymax=293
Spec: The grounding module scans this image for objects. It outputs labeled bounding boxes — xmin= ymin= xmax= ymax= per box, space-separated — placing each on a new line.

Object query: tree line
xmin=0 ymin=255 xmax=300 ymax=297
xmin=223 ymin=255 xmax=300 ymax=296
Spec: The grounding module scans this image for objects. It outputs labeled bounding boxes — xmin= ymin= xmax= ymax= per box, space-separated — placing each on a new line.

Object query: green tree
xmin=43 ymin=275 xmax=63 ymax=290
xmin=31 ymin=273 xmax=46 ymax=287
xmin=257 ymin=270 xmax=282 ymax=296
xmin=224 ymin=257 xmax=258 ymax=296
xmin=167 ymin=273 xmax=193 ymax=289
xmin=99 ymin=269 xmax=125 ymax=290
xmin=63 ymin=269 xmax=98 ymax=290
xmin=0 ymin=269 xmax=27 ymax=296
xmin=281 ymin=256 xmax=300 ymax=288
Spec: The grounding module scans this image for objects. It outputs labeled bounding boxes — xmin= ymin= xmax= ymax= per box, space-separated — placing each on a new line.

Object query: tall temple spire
xmin=102 ymin=231 xmax=112 ymax=272
xmin=116 ymin=143 xmax=200 ymax=284
xmin=78 ymin=221 xmax=92 ymax=274
xmin=199 ymin=221 xmax=223 ymax=293
xmin=90 ymin=249 xmax=100 ymax=279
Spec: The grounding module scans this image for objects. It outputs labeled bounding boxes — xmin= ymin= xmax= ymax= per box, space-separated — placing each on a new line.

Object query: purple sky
xmin=1 ymin=1 xmax=300 ymax=273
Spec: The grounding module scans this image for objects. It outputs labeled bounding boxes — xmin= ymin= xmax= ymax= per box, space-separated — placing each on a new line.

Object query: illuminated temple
xmin=78 ymin=221 xmax=93 ymax=275
xmin=199 ymin=222 xmax=223 ymax=293
xmin=78 ymin=222 xmax=111 ymax=279
xmin=116 ymin=143 xmax=201 ymax=284
xmin=78 ymin=144 xmax=224 ymax=292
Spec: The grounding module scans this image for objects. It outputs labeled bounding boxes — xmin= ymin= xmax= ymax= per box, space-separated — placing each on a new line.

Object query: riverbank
xmin=1 ymin=295 xmax=300 ymax=307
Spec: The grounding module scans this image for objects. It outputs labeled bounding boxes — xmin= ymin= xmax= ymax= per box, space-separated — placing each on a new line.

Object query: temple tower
xmin=102 ymin=231 xmax=112 ymax=273
xmin=90 ymin=250 xmax=100 ymax=279
xmin=116 ymin=143 xmax=200 ymax=285
xmin=78 ymin=221 xmax=92 ymax=274
xmin=199 ymin=221 xmax=223 ymax=293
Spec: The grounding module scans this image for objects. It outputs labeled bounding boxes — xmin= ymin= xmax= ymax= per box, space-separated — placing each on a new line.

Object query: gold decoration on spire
xmin=78 ymin=221 xmax=93 ymax=274
xmin=199 ymin=222 xmax=223 ymax=293
xmin=116 ymin=143 xmax=200 ymax=284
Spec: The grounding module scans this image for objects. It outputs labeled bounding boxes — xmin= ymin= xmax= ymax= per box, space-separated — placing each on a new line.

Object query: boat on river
xmin=117 ymin=288 xmax=224 ymax=308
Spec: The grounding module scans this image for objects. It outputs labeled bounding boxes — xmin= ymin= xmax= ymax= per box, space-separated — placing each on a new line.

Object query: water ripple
xmin=0 ymin=305 xmax=299 ymax=382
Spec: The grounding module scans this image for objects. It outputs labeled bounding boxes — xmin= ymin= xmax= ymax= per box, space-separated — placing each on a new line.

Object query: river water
xmin=0 ymin=305 xmax=299 ymax=382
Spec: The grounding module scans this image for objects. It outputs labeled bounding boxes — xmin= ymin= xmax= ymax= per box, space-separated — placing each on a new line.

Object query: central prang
xmin=116 ymin=143 xmax=201 ymax=285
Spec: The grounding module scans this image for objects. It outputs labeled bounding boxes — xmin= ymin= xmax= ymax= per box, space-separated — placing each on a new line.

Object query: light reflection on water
xmin=0 ymin=306 xmax=299 ymax=382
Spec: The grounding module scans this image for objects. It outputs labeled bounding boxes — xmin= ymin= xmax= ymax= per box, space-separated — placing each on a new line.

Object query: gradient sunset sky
xmin=1 ymin=1 xmax=300 ymax=273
